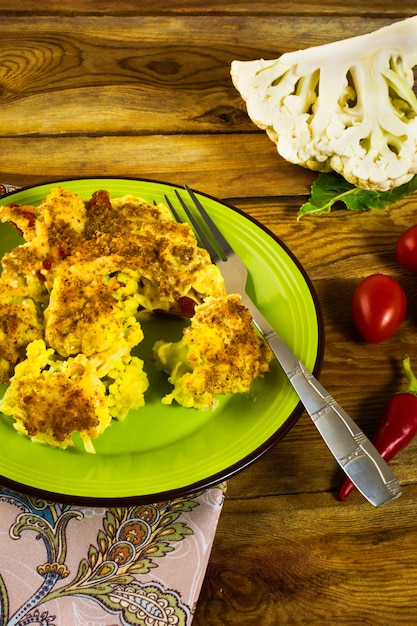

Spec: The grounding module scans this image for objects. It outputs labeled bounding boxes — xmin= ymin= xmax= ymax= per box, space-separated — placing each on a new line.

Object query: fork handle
xmin=242 ymin=293 xmax=402 ymax=507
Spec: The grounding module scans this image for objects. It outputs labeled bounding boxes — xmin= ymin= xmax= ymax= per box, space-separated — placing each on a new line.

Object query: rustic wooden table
xmin=2 ymin=2 xmax=417 ymax=624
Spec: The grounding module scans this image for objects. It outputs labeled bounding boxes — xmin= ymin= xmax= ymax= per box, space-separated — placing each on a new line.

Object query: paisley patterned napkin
xmin=0 ymin=482 xmax=226 ymax=626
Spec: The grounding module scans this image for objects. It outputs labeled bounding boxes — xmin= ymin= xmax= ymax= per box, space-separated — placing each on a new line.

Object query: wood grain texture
xmin=1 ymin=2 xmax=417 ymax=623
xmin=0 ymin=135 xmax=317 ymax=198
xmin=0 ymin=15 xmax=406 ymax=138
xmin=1 ymin=0 xmax=416 ymax=17
xmin=193 ymin=485 xmax=417 ymax=625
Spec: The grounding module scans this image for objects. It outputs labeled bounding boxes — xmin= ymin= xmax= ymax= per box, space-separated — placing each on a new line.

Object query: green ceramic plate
xmin=0 ymin=178 xmax=323 ymax=504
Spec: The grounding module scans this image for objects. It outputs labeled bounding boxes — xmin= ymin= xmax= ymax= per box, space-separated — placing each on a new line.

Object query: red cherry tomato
xmin=351 ymin=274 xmax=406 ymax=343
xmin=396 ymin=224 xmax=417 ymax=272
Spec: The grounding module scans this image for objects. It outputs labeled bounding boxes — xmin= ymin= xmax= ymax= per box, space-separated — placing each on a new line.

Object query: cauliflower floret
xmin=0 ymin=339 xmax=149 ymax=452
xmin=0 ymin=284 xmax=43 ymax=383
xmin=0 ymin=340 xmax=112 ymax=452
xmin=111 ymin=194 xmax=176 ymax=232
xmin=231 ymin=15 xmax=417 ymax=191
xmin=101 ymin=354 xmax=149 ymax=420
xmin=130 ymin=219 xmax=226 ymax=310
xmin=44 ymin=259 xmax=143 ymax=358
xmin=153 ymin=294 xmax=273 ymax=410
xmin=0 ymin=187 xmax=87 ymax=297
xmin=0 ymin=241 xmax=50 ymax=304
xmin=0 ymin=203 xmax=39 ymax=242
xmin=41 ymin=186 xmax=87 ymax=234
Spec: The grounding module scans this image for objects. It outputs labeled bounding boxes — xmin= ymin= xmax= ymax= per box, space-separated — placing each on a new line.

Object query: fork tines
xmin=164 ymin=186 xmax=231 ymax=263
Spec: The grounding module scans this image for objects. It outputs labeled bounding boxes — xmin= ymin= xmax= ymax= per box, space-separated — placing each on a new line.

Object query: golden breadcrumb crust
xmin=0 ymin=187 xmax=272 ymax=450
xmin=154 ymin=294 xmax=273 ymax=409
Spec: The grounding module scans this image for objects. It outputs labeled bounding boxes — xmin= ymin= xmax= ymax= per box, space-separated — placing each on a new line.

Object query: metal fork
xmin=165 ymin=186 xmax=402 ymax=507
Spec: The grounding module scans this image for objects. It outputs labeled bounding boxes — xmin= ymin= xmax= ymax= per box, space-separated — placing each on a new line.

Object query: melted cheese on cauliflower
xmin=0 ymin=284 xmax=43 ymax=383
xmin=153 ymin=294 xmax=273 ymax=409
xmin=44 ymin=261 xmax=144 ymax=358
xmin=0 ymin=340 xmax=148 ymax=452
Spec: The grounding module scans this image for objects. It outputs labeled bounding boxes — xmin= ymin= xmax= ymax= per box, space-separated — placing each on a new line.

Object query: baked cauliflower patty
xmin=0 ymin=187 xmax=273 ymax=451
xmin=153 ymin=294 xmax=273 ymax=410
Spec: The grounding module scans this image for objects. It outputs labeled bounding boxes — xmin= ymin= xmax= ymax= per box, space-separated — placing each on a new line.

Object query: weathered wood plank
xmin=0 ymin=15 xmax=407 ymax=136
xmin=1 ymin=0 xmax=416 ymax=17
xmin=194 ymin=484 xmax=417 ymax=625
xmin=0 ymin=134 xmax=317 ymax=198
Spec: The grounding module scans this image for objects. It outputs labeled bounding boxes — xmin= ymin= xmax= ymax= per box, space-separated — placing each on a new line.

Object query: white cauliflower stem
xmin=231 ymin=16 xmax=417 ymax=191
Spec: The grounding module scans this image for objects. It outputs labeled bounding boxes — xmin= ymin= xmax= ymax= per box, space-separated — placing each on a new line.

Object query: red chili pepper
xmin=338 ymin=355 xmax=417 ymax=501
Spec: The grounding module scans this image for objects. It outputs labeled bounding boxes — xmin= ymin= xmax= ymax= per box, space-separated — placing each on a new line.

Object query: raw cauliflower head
xmin=153 ymin=294 xmax=273 ymax=410
xmin=231 ymin=16 xmax=417 ymax=191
